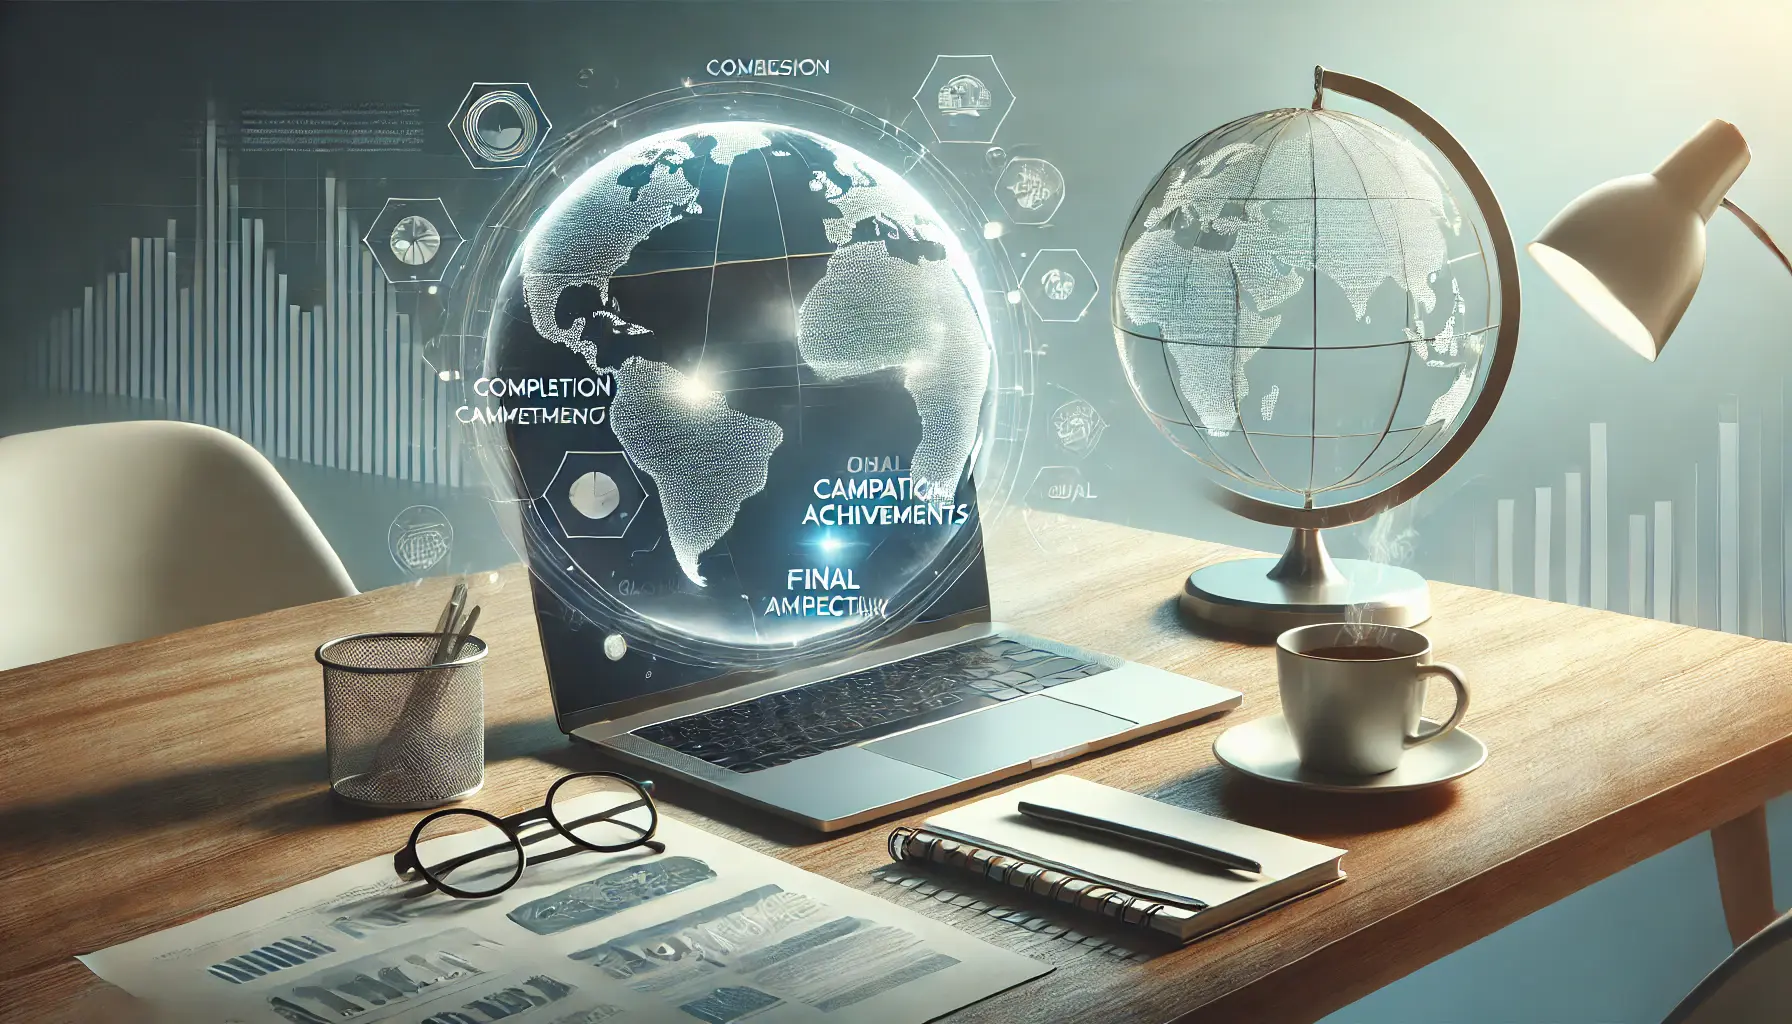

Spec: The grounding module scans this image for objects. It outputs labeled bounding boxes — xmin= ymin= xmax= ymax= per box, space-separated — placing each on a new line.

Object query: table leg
xmin=1711 ymin=805 xmax=1776 ymax=947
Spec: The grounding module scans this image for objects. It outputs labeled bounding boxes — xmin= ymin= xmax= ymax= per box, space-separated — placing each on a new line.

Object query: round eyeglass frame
xmin=396 ymin=771 xmax=662 ymax=899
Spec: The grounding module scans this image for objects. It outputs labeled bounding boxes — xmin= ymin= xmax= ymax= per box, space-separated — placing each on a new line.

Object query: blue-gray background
xmin=2 ymin=2 xmax=1788 ymax=1020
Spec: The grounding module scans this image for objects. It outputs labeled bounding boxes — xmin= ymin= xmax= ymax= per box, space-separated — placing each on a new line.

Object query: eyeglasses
xmin=393 ymin=772 xmax=663 ymax=899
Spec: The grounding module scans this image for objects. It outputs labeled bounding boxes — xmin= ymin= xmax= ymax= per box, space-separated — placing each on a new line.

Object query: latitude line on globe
xmin=1317 ymin=421 xmax=1444 ymax=495
xmin=607 ymin=251 xmax=840 ymax=280
xmin=1116 ymin=324 xmax=1502 ymax=351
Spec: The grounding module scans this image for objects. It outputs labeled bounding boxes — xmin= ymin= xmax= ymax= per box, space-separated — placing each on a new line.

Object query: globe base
xmin=1180 ymin=557 xmax=1431 ymax=638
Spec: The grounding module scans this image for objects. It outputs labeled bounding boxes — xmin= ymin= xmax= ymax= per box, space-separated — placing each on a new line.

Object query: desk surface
xmin=3 ymin=513 xmax=1792 ymax=1023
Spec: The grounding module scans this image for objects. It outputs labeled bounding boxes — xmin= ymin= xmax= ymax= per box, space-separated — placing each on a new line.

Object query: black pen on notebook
xmin=1015 ymin=800 xmax=1263 ymax=874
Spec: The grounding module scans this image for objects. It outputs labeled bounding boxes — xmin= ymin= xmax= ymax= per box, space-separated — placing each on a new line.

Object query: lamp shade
xmin=1528 ymin=119 xmax=1750 ymax=360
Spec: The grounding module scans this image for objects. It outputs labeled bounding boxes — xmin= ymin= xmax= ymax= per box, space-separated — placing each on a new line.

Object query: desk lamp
xmin=1529 ymin=120 xmax=1791 ymax=359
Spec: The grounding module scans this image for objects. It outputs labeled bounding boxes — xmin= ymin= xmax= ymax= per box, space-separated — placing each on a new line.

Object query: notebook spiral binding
xmin=888 ymin=827 xmax=1194 ymax=932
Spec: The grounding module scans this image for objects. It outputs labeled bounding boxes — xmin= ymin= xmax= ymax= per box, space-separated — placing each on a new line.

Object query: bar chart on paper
xmin=22 ymin=116 xmax=466 ymax=488
xmin=1480 ymin=390 xmax=1791 ymax=642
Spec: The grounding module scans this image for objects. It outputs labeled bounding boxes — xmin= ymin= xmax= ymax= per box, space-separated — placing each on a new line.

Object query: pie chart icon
xmin=568 ymin=470 xmax=621 ymax=520
xmin=389 ymin=216 xmax=441 ymax=266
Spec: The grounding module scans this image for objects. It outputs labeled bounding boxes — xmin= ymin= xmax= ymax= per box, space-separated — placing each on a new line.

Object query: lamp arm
xmin=1721 ymin=198 xmax=1792 ymax=279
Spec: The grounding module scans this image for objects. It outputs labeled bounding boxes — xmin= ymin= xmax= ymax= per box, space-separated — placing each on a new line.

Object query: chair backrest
xmin=1661 ymin=907 xmax=1792 ymax=1024
xmin=0 ymin=421 xmax=357 ymax=671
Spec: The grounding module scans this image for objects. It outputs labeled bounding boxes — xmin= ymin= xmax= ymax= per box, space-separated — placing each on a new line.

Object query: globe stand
xmin=1179 ymin=527 xmax=1431 ymax=638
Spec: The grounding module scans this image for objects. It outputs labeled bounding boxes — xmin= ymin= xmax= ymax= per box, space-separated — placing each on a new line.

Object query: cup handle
xmin=1405 ymin=662 xmax=1469 ymax=748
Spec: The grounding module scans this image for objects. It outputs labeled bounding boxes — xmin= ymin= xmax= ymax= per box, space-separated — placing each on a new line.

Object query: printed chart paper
xmin=79 ymin=802 xmax=1049 ymax=1023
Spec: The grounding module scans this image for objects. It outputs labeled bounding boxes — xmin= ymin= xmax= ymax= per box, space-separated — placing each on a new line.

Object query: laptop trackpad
xmin=865 ymin=696 xmax=1133 ymax=780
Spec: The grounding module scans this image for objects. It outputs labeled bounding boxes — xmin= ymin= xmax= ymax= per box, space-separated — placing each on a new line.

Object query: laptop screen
xmin=529 ymin=531 xmax=992 ymax=728
xmin=468 ymin=103 xmax=1024 ymax=730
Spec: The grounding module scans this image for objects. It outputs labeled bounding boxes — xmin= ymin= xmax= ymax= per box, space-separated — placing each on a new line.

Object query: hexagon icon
xmin=544 ymin=451 xmax=646 ymax=541
xmin=1020 ymin=248 xmax=1098 ymax=322
xmin=995 ymin=157 xmax=1065 ymax=225
xmin=1050 ymin=397 xmax=1107 ymax=458
xmin=450 ymin=82 xmax=551 ymax=170
xmin=364 ymin=198 xmax=465 ymax=285
xmin=913 ymin=55 xmax=1014 ymax=144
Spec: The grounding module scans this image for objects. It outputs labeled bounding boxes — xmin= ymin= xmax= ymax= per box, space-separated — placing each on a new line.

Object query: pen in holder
xmin=318 ymin=631 xmax=488 ymax=810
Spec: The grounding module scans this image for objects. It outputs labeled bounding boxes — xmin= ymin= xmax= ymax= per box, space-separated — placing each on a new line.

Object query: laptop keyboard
xmin=632 ymin=635 xmax=1108 ymax=774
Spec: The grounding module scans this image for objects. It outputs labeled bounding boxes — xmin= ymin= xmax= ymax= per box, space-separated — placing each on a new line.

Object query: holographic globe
xmin=454 ymin=85 xmax=1030 ymax=665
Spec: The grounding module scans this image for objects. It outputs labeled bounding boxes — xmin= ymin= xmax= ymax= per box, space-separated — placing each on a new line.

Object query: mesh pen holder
xmin=319 ymin=632 xmax=488 ymax=810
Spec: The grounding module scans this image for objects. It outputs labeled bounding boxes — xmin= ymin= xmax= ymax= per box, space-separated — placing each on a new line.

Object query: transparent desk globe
xmin=1114 ymin=106 xmax=1504 ymax=525
xmin=1112 ymin=70 xmax=1520 ymax=635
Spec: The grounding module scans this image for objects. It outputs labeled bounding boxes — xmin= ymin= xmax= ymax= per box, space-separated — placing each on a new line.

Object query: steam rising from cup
xmin=1344 ymin=508 xmax=1420 ymax=642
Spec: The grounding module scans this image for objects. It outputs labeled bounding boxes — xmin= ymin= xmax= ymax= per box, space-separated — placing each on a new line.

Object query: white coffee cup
xmin=1275 ymin=622 xmax=1469 ymax=776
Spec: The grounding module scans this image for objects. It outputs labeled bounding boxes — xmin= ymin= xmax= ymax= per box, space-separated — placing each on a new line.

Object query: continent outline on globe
xmin=1113 ymin=105 xmax=1500 ymax=514
xmin=516 ymin=121 xmax=995 ymax=588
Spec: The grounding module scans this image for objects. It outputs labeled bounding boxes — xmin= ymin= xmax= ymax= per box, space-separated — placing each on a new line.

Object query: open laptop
xmin=532 ymin=524 xmax=1241 ymax=831
xmin=501 ymin=120 xmax=1238 ymax=830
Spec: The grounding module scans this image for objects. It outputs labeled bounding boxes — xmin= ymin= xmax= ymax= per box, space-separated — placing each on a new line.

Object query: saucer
xmin=1213 ymin=715 xmax=1487 ymax=793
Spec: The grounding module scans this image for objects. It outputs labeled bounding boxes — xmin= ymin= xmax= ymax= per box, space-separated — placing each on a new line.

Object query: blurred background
xmin=2 ymin=2 xmax=1788 ymax=1020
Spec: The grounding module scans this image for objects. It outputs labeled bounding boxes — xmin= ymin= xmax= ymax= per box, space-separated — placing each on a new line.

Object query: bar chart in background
xmin=1533 ymin=486 xmax=1551 ymax=602
xmin=1653 ymin=501 xmax=1673 ymax=622
xmin=1564 ymin=471 xmax=1583 ymax=606
xmin=1484 ymin=395 xmax=1791 ymax=642
xmin=1590 ymin=422 xmax=1608 ymax=611
xmin=22 ymin=116 xmax=463 ymax=488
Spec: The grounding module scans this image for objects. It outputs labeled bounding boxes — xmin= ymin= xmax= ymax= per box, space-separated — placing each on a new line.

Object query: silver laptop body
xmin=555 ymin=595 xmax=1241 ymax=832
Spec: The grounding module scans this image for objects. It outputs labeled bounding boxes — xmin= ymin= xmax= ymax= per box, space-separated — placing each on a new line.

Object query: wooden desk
xmin=3 ymin=514 xmax=1791 ymax=1023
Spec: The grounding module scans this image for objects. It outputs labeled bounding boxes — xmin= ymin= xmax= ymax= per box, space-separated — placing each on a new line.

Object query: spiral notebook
xmin=889 ymin=775 xmax=1346 ymax=942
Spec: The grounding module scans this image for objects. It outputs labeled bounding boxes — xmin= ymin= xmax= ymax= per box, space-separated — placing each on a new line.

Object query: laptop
xmin=531 ymin=516 xmax=1241 ymax=832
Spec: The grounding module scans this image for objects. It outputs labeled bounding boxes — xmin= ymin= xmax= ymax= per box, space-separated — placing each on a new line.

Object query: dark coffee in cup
xmin=1303 ymin=645 xmax=1405 ymax=661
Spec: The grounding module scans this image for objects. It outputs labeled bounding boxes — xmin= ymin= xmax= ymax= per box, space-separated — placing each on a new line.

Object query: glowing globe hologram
xmin=451 ymin=83 xmax=1032 ymax=667
xmin=1112 ymin=67 xmax=1520 ymax=634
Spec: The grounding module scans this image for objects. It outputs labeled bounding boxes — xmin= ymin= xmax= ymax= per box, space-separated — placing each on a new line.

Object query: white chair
xmin=1660 ymin=907 xmax=1792 ymax=1023
xmin=0 ymin=421 xmax=356 ymax=671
